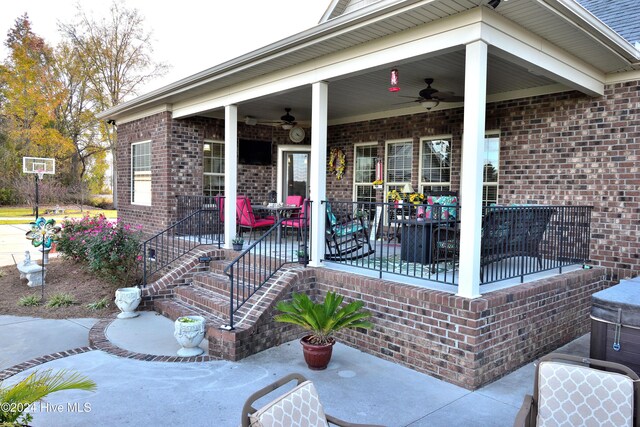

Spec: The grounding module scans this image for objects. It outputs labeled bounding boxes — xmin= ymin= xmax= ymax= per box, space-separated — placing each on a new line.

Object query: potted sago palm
xmin=274 ymin=291 xmax=373 ymax=370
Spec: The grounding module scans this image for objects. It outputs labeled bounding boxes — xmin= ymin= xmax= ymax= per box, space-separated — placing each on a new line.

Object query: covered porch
xmin=138 ymin=2 xmax=615 ymax=298
xmin=100 ymin=0 xmax=637 ymax=388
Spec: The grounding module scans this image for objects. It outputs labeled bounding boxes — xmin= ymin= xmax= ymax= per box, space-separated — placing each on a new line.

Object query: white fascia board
xmin=112 ymin=104 xmax=173 ymax=125
xmin=605 ymin=70 xmax=640 ymax=85
xmin=481 ymin=12 xmax=604 ymax=96
xmin=173 ymin=11 xmax=483 ymax=119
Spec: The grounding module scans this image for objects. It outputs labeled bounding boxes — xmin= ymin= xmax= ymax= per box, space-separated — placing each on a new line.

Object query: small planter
xmin=174 ymin=316 xmax=205 ymax=357
xmin=301 ymin=335 xmax=335 ymax=370
xmin=114 ymin=287 xmax=141 ymax=319
xmin=298 ymin=255 xmax=309 ymax=265
xmin=232 ymin=243 xmax=243 ymax=251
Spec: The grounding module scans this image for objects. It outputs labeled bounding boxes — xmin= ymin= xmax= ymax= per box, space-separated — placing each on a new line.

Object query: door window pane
xmin=284 ymin=152 xmax=309 ymax=199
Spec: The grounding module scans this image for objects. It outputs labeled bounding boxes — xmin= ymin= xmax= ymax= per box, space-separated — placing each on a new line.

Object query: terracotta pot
xmin=300 ymin=335 xmax=335 ymax=370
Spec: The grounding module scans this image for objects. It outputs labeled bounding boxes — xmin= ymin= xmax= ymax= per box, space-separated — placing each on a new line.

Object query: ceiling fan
xmin=397 ymin=78 xmax=464 ymax=110
xmin=245 ymin=107 xmax=298 ymax=129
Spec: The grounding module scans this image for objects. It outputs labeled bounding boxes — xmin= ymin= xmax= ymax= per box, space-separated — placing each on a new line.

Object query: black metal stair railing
xmin=141 ymin=208 xmax=223 ymax=286
xmin=222 ymin=200 xmax=312 ymax=330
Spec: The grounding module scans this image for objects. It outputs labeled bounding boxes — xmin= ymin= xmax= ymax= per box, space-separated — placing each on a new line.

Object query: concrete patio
xmin=0 ymin=312 xmax=591 ymax=427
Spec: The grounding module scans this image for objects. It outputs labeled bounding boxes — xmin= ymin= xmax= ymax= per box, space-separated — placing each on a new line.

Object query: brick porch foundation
xmin=314 ymin=266 xmax=606 ymax=390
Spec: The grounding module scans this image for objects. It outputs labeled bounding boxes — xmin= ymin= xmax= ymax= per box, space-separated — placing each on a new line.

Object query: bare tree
xmin=59 ymin=1 xmax=169 ymax=207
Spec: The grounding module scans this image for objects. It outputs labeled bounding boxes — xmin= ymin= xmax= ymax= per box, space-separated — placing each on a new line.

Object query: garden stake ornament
xmin=25 ymin=217 xmax=62 ymax=301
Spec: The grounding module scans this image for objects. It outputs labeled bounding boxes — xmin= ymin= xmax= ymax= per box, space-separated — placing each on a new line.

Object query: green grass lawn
xmin=0 ymin=206 xmax=117 ymax=224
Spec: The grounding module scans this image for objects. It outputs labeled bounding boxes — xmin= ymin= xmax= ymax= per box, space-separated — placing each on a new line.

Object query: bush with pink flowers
xmin=57 ymin=214 xmax=143 ymax=285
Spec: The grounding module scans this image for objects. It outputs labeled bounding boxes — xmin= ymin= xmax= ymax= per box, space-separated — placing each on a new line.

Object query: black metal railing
xmin=141 ymin=208 xmax=223 ymax=286
xmin=176 ymin=195 xmax=224 ymax=237
xmin=223 ymin=200 xmax=312 ymax=329
xmin=481 ymin=205 xmax=592 ymax=284
xmin=322 ymin=201 xmax=592 ymax=286
xmin=322 ymin=200 xmax=460 ymax=285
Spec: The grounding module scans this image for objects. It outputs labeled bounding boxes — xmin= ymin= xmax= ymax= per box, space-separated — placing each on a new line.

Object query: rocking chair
xmin=324 ymin=203 xmax=374 ymax=261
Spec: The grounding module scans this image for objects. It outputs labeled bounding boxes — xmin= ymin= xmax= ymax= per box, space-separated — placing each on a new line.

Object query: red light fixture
xmin=388 ymin=68 xmax=400 ymax=92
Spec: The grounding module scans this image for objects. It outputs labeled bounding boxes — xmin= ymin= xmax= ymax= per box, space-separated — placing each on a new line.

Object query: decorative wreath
xmin=328 ymin=148 xmax=346 ymax=180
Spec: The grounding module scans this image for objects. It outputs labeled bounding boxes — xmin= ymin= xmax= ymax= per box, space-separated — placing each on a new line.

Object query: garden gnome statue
xmin=23 ymin=251 xmax=32 ymax=266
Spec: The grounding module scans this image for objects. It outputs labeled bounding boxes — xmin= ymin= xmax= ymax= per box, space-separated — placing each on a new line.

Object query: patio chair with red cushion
xmin=236 ymin=196 xmax=275 ymax=242
xmin=281 ymin=198 xmax=310 ymax=239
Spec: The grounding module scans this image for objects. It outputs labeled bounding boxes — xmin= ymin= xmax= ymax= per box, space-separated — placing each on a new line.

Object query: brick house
xmin=98 ymin=0 xmax=639 ymax=389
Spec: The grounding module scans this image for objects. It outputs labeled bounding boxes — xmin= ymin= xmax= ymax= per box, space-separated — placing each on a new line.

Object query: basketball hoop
xmin=22 ymin=157 xmax=55 ymax=220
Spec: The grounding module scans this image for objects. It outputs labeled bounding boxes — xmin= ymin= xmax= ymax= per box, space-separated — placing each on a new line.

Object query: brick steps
xmin=154 ymin=298 xmax=227 ymax=332
xmin=191 ymin=271 xmax=231 ymax=296
xmin=174 ymin=285 xmax=229 ymax=317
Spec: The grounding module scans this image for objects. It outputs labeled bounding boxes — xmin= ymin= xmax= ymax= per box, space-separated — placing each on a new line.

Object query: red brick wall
xmin=315 ymin=266 xmax=606 ymax=389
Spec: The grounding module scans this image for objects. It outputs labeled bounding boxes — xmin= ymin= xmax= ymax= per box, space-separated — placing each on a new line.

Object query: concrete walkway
xmin=0 ymin=223 xmax=34 ymax=267
xmin=0 ymin=312 xmax=591 ymax=427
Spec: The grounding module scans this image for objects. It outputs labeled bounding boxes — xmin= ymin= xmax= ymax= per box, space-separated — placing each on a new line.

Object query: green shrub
xmin=0 ymin=188 xmax=16 ymax=206
xmin=86 ymin=297 xmax=109 ymax=310
xmin=0 ymin=268 xmax=5 ymax=278
xmin=18 ymin=295 xmax=40 ymax=307
xmin=89 ymin=196 xmax=113 ymax=209
xmin=56 ymin=214 xmax=142 ymax=285
xmin=46 ymin=293 xmax=76 ymax=308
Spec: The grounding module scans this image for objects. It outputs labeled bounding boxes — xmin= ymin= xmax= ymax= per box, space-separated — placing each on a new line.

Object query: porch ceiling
xmin=198 ymin=48 xmax=559 ymax=125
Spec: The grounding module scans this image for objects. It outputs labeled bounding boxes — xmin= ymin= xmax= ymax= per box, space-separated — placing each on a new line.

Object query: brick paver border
xmin=0 ymin=315 xmax=215 ymax=381
xmin=88 ymin=316 xmax=215 ymax=362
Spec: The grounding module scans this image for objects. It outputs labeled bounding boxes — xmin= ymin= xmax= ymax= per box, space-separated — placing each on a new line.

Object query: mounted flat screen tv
xmin=238 ymin=139 xmax=272 ymax=165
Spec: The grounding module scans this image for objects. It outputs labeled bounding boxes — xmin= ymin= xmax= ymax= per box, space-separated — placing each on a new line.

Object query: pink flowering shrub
xmin=57 ymin=214 xmax=143 ymax=284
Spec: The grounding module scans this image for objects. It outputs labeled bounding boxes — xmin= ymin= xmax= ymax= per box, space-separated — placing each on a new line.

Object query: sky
xmin=0 ymin=0 xmax=330 ymax=95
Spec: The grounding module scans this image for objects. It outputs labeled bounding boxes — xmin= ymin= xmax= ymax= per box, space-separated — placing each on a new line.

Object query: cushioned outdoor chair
xmin=513 ymin=353 xmax=640 ymax=427
xmin=285 ymin=194 xmax=304 ymax=207
xmin=241 ymin=373 xmax=385 ymax=427
xmin=324 ymin=203 xmax=374 ymax=261
xmin=282 ymin=198 xmax=310 ymax=240
xmin=236 ymin=196 xmax=275 ymax=242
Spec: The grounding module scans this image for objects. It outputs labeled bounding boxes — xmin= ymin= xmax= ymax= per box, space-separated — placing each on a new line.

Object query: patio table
xmin=253 ymin=204 xmax=301 ymax=243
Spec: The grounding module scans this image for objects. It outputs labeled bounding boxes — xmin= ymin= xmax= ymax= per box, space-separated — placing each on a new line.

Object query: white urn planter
xmin=174 ymin=316 xmax=205 ymax=357
xmin=114 ymin=287 xmax=141 ymax=319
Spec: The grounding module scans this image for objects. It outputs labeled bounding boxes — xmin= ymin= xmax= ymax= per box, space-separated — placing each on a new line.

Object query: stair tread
xmin=154 ymin=298 xmax=226 ymax=327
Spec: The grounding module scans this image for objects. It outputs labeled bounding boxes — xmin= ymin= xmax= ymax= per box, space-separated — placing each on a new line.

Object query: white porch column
xmin=309 ymin=81 xmax=328 ymax=267
xmin=224 ymin=104 xmax=238 ymax=249
xmin=457 ymin=40 xmax=487 ymax=299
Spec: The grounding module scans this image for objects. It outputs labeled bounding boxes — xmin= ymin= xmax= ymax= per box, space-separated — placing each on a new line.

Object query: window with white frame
xmin=203 ymin=140 xmax=225 ymax=196
xmin=353 ymin=143 xmax=377 ymax=204
xmin=419 ymin=136 xmax=451 ymax=194
xmin=385 ymin=140 xmax=413 ymax=194
xmin=483 ymin=133 xmax=500 ymax=206
xmin=131 ymin=141 xmax=151 ymax=205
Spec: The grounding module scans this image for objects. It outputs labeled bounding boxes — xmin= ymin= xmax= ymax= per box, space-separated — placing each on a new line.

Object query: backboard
xmin=23 ymin=157 xmax=55 ymax=179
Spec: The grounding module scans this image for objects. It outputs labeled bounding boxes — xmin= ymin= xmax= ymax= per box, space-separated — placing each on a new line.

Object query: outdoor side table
xmin=398 ymin=219 xmax=435 ymax=264
xmin=590 ymin=277 xmax=640 ymax=375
